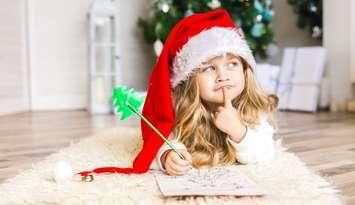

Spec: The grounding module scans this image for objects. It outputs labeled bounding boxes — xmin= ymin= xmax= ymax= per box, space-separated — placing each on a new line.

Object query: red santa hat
xmin=79 ymin=9 xmax=255 ymax=176
xmin=138 ymin=8 xmax=256 ymax=172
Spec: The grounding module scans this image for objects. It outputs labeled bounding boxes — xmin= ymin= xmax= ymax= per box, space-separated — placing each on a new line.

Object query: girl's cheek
xmin=233 ymin=74 xmax=245 ymax=93
xmin=200 ymin=76 xmax=215 ymax=88
xmin=231 ymin=74 xmax=244 ymax=87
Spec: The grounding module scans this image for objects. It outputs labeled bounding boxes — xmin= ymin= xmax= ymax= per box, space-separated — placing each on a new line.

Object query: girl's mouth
xmin=214 ymin=85 xmax=233 ymax=91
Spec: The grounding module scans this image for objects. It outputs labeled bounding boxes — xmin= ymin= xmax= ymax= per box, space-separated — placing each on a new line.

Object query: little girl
xmin=77 ymin=9 xmax=278 ymax=178
xmin=148 ymin=10 xmax=278 ymax=176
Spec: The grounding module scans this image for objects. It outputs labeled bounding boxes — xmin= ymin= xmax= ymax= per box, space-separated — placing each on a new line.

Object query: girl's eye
xmin=202 ymin=66 xmax=215 ymax=72
xmin=227 ymin=62 xmax=239 ymax=68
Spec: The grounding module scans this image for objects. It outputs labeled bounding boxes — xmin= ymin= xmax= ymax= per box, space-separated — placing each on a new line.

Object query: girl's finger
xmin=167 ymin=156 xmax=190 ymax=170
xmin=180 ymin=150 xmax=192 ymax=163
xmin=223 ymin=87 xmax=232 ymax=108
xmin=170 ymin=151 xmax=190 ymax=166
xmin=166 ymin=161 xmax=189 ymax=173
xmin=172 ymin=163 xmax=190 ymax=173
xmin=167 ymin=168 xmax=184 ymax=176
xmin=165 ymin=165 xmax=179 ymax=176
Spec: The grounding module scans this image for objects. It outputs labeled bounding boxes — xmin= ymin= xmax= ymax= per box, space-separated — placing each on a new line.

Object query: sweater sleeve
xmin=149 ymin=132 xmax=187 ymax=171
xmin=227 ymin=116 xmax=276 ymax=164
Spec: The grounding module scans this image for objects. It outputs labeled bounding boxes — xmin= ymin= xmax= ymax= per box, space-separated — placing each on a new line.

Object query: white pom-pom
xmin=54 ymin=160 xmax=73 ymax=182
xmin=153 ymin=39 xmax=163 ymax=56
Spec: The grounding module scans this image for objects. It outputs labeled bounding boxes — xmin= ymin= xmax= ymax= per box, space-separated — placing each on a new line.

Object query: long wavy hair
xmin=171 ymin=56 xmax=278 ymax=168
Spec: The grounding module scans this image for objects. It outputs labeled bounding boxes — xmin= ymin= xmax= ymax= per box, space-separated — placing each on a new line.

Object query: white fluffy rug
xmin=0 ymin=126 xmax=344 ymax=205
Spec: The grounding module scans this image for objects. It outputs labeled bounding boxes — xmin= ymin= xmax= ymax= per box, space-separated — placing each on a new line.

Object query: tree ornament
xmin=184 ymin=9 xmax=194 ymax=17
xmin=254 ymin=0 xmax=264 ymax=13
xmin=287 ymin=0 xmax=322 ymax=39
xmin=312 ymin=26 xmax=322 ymax=38
xmin=262 ymin=9 xmax=274 ymax=21
xmin=251 ymin=23 xmax=264 ymax=37
xmin=153 ymin=39 xmax=164 ymax=56
xmin=159 ymin=2 xmax=170 ymax=13
xmin=266 ymin=43 xmax=279 ymax=56
xmin=208 ymin=0 xmax=221 ymax=9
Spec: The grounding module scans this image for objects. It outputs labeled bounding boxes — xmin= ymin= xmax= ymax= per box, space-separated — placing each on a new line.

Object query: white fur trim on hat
xmin=170 ymin=27 xmax=256 ymax=88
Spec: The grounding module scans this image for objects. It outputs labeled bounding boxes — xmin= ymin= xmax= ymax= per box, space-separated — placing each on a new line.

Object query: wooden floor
xmin=0 ymin=110 xmax=354 ymax=204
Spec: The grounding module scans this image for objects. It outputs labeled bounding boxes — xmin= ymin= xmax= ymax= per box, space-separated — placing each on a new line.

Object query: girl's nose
xmin=216 ymin=70 xmax=230 ymax=83
xmin=216 ymin=76 xmax=230 ymax=83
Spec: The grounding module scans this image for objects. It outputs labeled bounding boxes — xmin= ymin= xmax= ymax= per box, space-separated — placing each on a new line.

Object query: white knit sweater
xmin=149 ymin=116 xmax=276 ymax=172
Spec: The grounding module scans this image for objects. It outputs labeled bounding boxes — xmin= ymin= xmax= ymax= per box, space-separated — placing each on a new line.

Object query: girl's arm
xmin=149 ymin=133 xmax=187 ymax=171
xmin=227 ymin=116 xmax=276 ymax=164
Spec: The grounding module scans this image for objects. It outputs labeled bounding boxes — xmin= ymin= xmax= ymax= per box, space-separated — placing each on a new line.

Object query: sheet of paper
xmin=153 ymin=165 xmax=266 ymax=196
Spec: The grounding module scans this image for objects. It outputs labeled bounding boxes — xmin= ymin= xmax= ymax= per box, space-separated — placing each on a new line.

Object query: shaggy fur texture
xmin=0 ymin=126 xmax=344 ymax=205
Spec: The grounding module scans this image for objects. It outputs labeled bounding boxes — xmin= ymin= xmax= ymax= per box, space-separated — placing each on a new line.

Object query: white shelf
xmin=90 ymin=72 xmax=118 ymax=76
xmin=91 ymin=42 xmax=116 ymax=47
xmin=88 ymin=2 xmax=117 ymax=115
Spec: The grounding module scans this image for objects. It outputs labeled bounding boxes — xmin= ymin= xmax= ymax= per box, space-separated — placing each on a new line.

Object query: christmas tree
xmin=287 ymin=0 xmax=322 ymax=39
xmin=137 ymin=0 xmax=275 ymax=59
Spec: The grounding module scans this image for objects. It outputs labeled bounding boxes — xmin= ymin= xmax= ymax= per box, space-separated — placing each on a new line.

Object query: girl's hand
xmin=212 ymin=87 xmax=247 ymax=142
xmin=161 ymin=149 xmax=192 ymax=176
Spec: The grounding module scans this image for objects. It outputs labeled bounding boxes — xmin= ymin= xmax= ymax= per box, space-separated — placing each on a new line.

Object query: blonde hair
xmin=171 ymin=56 xmax=278 ymax=168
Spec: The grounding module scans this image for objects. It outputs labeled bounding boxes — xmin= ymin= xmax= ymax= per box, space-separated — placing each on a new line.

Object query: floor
xmin=0 ymin=110 xmax=354 ymax=204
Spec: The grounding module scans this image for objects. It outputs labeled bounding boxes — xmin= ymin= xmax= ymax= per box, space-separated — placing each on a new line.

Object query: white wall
xmin=0 ymin=0 xmax=154 ymax=115
xmin=323 ymin=0 xmax=352 ymax=110
xmin=115 ymin=0 xmax=155 ymax=91
xmin=351 ymin=0 xmax=355 ymax=83
xmin=0 ymin=0 xmax=29 ymax=115
xmin=27 ymin=0 xmax=153 ymax=111
xmin=27 ymin=0 xmax=89 ymax=110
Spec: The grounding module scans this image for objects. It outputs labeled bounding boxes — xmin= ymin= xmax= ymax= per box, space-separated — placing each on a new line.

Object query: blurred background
xmin=0 ymin=0 xmax=354 ymax=115
xmin=0 ymin=0 xmax=355 ymax=203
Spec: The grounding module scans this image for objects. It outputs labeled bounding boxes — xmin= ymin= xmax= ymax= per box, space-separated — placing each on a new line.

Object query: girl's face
xmin=196 ymin=53 xmax=245 ymax=111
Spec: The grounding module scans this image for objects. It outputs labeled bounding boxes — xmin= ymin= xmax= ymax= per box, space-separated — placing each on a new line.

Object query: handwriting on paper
xmin=153 ymin=165 xmax=266 ymax=196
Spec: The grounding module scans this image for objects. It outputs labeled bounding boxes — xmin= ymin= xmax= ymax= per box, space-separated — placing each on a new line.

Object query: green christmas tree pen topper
xmin=112 ymin=85 xmax=187 ymax=161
